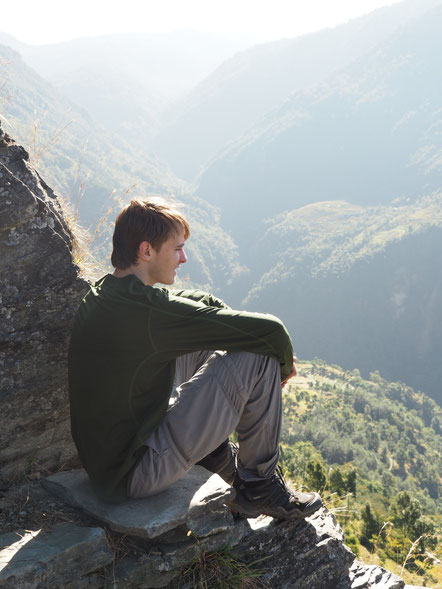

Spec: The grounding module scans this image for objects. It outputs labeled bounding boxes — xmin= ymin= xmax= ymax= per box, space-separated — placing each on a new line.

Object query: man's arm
xmin=153 ymin=291 xmax=294 ymax=381
xmin=167 ymin=288 xmax=231 ymax=310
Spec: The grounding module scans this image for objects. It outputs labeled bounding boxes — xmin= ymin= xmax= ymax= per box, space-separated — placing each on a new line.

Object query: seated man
xmin=68 ymin=197 xmax=322 ymax=520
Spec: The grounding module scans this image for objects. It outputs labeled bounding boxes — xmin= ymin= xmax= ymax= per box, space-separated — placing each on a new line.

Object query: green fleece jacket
xmin=68 ymin=274 xmax=293 ymax=502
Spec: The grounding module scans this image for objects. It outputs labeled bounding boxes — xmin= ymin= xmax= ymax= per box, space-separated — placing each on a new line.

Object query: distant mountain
xmin=154 ymin=0 xmax=442 ymax=180
xmin=235 ymin=196 xmax=442 ymax=405
xmin=51 ymin=65 xmax=162 ymax=148
xmin=0 ymin=45 xmax=178 ymax=225
xmin=0 ymin=31 xmax=256 ymax=150
xmin=2 ymin=9 xmax=441 ymax=409
xmin=197 ymin=2 xmax=442 ymax=238
xmin=0 ymin=44 xmax=244 ymax=290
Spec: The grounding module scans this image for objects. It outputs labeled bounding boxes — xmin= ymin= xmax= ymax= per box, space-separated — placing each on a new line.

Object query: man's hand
xmin=282 ymin=356 xmax=297 ymax=388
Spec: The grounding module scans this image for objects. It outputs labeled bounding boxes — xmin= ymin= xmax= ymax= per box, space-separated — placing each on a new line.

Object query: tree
xmin=360 ymin=503 xmax=382 ymax=549
xmin=386 ymin=492 xmax=437 ymax=569
xmin=396 ymin=439 xmax=408 ymax=473
xmin=391 ymin=491 xmax=422 ymax=537
xmin=381 ymin=471 xmax=396 ymax=498
xmin=366 ymin=423 xmax=380 ymax=452
xmin=420 ymin=465 xmax=440 ymax=500
xmin=430 ymin=415 xmax=441 ymax=434
xmin=306 ymin=459 xmax=326 ymax=491
xmin=346 ymin=469 xmax=357 ymax=497
xmin=329 ymin=468 xmax=346 ymax=496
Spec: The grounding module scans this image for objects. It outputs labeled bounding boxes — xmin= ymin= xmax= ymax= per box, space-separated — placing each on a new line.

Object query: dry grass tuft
xmin=179 ymin=543 xmax=269 ymax=589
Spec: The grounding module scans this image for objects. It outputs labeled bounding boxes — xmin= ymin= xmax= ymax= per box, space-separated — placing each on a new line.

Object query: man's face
xmin=147 ymin=229 xmax=187 ymax=286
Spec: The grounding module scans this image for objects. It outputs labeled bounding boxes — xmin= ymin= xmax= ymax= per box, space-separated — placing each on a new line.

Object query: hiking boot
xmin=226 ymin=467 xmax=323 ymax=520
xmin=196 ymin=440 xmax=238 ymax=486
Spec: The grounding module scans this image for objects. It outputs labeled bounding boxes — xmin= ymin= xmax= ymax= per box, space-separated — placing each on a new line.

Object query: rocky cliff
xmin=0 ymin=121 xmax=87 ymax=480
xmin=1 ymin=468 xmax=425 ymax=588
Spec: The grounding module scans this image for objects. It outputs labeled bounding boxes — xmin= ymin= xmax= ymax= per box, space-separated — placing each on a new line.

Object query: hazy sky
xmin=2 ymin=0 xmax=403 ymax=45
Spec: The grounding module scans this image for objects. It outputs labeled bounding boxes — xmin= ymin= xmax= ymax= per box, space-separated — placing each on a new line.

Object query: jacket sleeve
xmin=167 ymin=288 xmax=231 ymax=309
xmin=151 ymin=291 xmax=293 ymax=380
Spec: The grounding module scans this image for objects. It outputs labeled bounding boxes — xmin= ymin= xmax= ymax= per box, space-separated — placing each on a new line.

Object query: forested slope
xmin=282 ymin=359 xmax=441 ymax=586
xmin=236 ymin=197 xmax=442 ymax=405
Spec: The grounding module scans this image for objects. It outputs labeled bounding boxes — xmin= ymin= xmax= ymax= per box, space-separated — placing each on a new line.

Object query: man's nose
xmin=180 ymin=249 xmax=187 ymax=263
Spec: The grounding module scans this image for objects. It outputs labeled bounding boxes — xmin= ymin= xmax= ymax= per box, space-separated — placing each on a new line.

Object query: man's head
xmin=111 ymin=197 xmax=190 ymax=271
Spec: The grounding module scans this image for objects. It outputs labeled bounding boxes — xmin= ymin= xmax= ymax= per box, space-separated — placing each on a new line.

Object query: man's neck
xmin=113 ymin=265 xmax=153 ymax=286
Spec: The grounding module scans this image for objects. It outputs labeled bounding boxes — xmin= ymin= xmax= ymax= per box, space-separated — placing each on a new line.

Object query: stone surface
xmin=237 ymin=507 xmax=355 ymax=589
xmin=0 ymin=122 xmax=88 ymax=480
xmin=338 ymin=560 xmax=405 ymax=589
xmin=41 ymin=468 xmax=418 ymax=589
xmin=114 ymin=519 xmax=251 ymax=589
xmin=43 ymin=467 xmax=235 ymax=540
xmin=0 ymin=523 xmax=112 ymax=588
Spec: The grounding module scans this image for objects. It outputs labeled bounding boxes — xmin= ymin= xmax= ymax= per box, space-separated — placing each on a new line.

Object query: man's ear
xmin=138 ymin=241 xmax=152 ymax=261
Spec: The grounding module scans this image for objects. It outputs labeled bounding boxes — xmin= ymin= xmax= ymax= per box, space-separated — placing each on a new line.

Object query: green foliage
xmin=360 ymin=503 xmax=383 ymax=549
xmin=328 ymin=467 xmax=358 ymax=498
xmin=329 ymin=469 xmax=346 ymax=496
xmin=282 ymin=362 xmax=442 ymax=506
xmin=391 ymin=492 xmax=435 ymax=541
xmin=248 ymin=196 xmax=442 ymax=293
xmin=306 ymin=460 xmax=326 ymax=492
xmin=281 ymin=361 xmax=441 ymax=584
xmin=372 ymin=491 xmax=439 ymax=574
xmin=343 ymin=530 xmax=360 ymax=557
xmin=346 ymin=469 xmax=357 ymax=497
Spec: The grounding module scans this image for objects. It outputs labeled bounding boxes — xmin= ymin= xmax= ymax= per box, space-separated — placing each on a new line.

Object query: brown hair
xmin=111 ymin=197 xmax=190 ymax=269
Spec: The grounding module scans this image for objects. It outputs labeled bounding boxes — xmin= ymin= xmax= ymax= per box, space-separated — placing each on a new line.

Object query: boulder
xmin=0 ymin=523 xmax=113 ymax=588
xmin=236 ymin=508 xmax=355 ymax=589
xmin=41 ymin=469 xmax=360 ymax=588
xmin=42 ymin=467 xmax=236 ymax=540
xmin=338 ymin=560 xmax=405 ymax=589
xmin=113 ymin=519 xmax=251 ymax=588
xmin=0 ymin=122 xmax=88 ymax=480
xmin=42 ymin=466 xmax=251 ymax=588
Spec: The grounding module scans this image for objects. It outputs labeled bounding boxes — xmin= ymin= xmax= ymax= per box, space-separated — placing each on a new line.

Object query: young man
xmin=68 ymin=198 xmax=322 ymax=519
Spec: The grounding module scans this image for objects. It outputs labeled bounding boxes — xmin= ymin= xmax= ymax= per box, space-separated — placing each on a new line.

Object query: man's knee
xmin=227 ymin=351 xmax=280 ymax=385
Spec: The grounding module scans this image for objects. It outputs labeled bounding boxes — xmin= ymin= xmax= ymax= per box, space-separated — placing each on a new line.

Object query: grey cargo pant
xmin=128 ymin=350 xmax=282 ymax=498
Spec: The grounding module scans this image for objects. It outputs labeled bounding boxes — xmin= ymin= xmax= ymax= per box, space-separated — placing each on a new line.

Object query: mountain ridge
xmin=0 ymin=43 xmax=244 ymax=291
xmin=196 ymin=2 xmax=442 ymax=236
xmin=154 ymin=0 xmax=442 ymax=180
